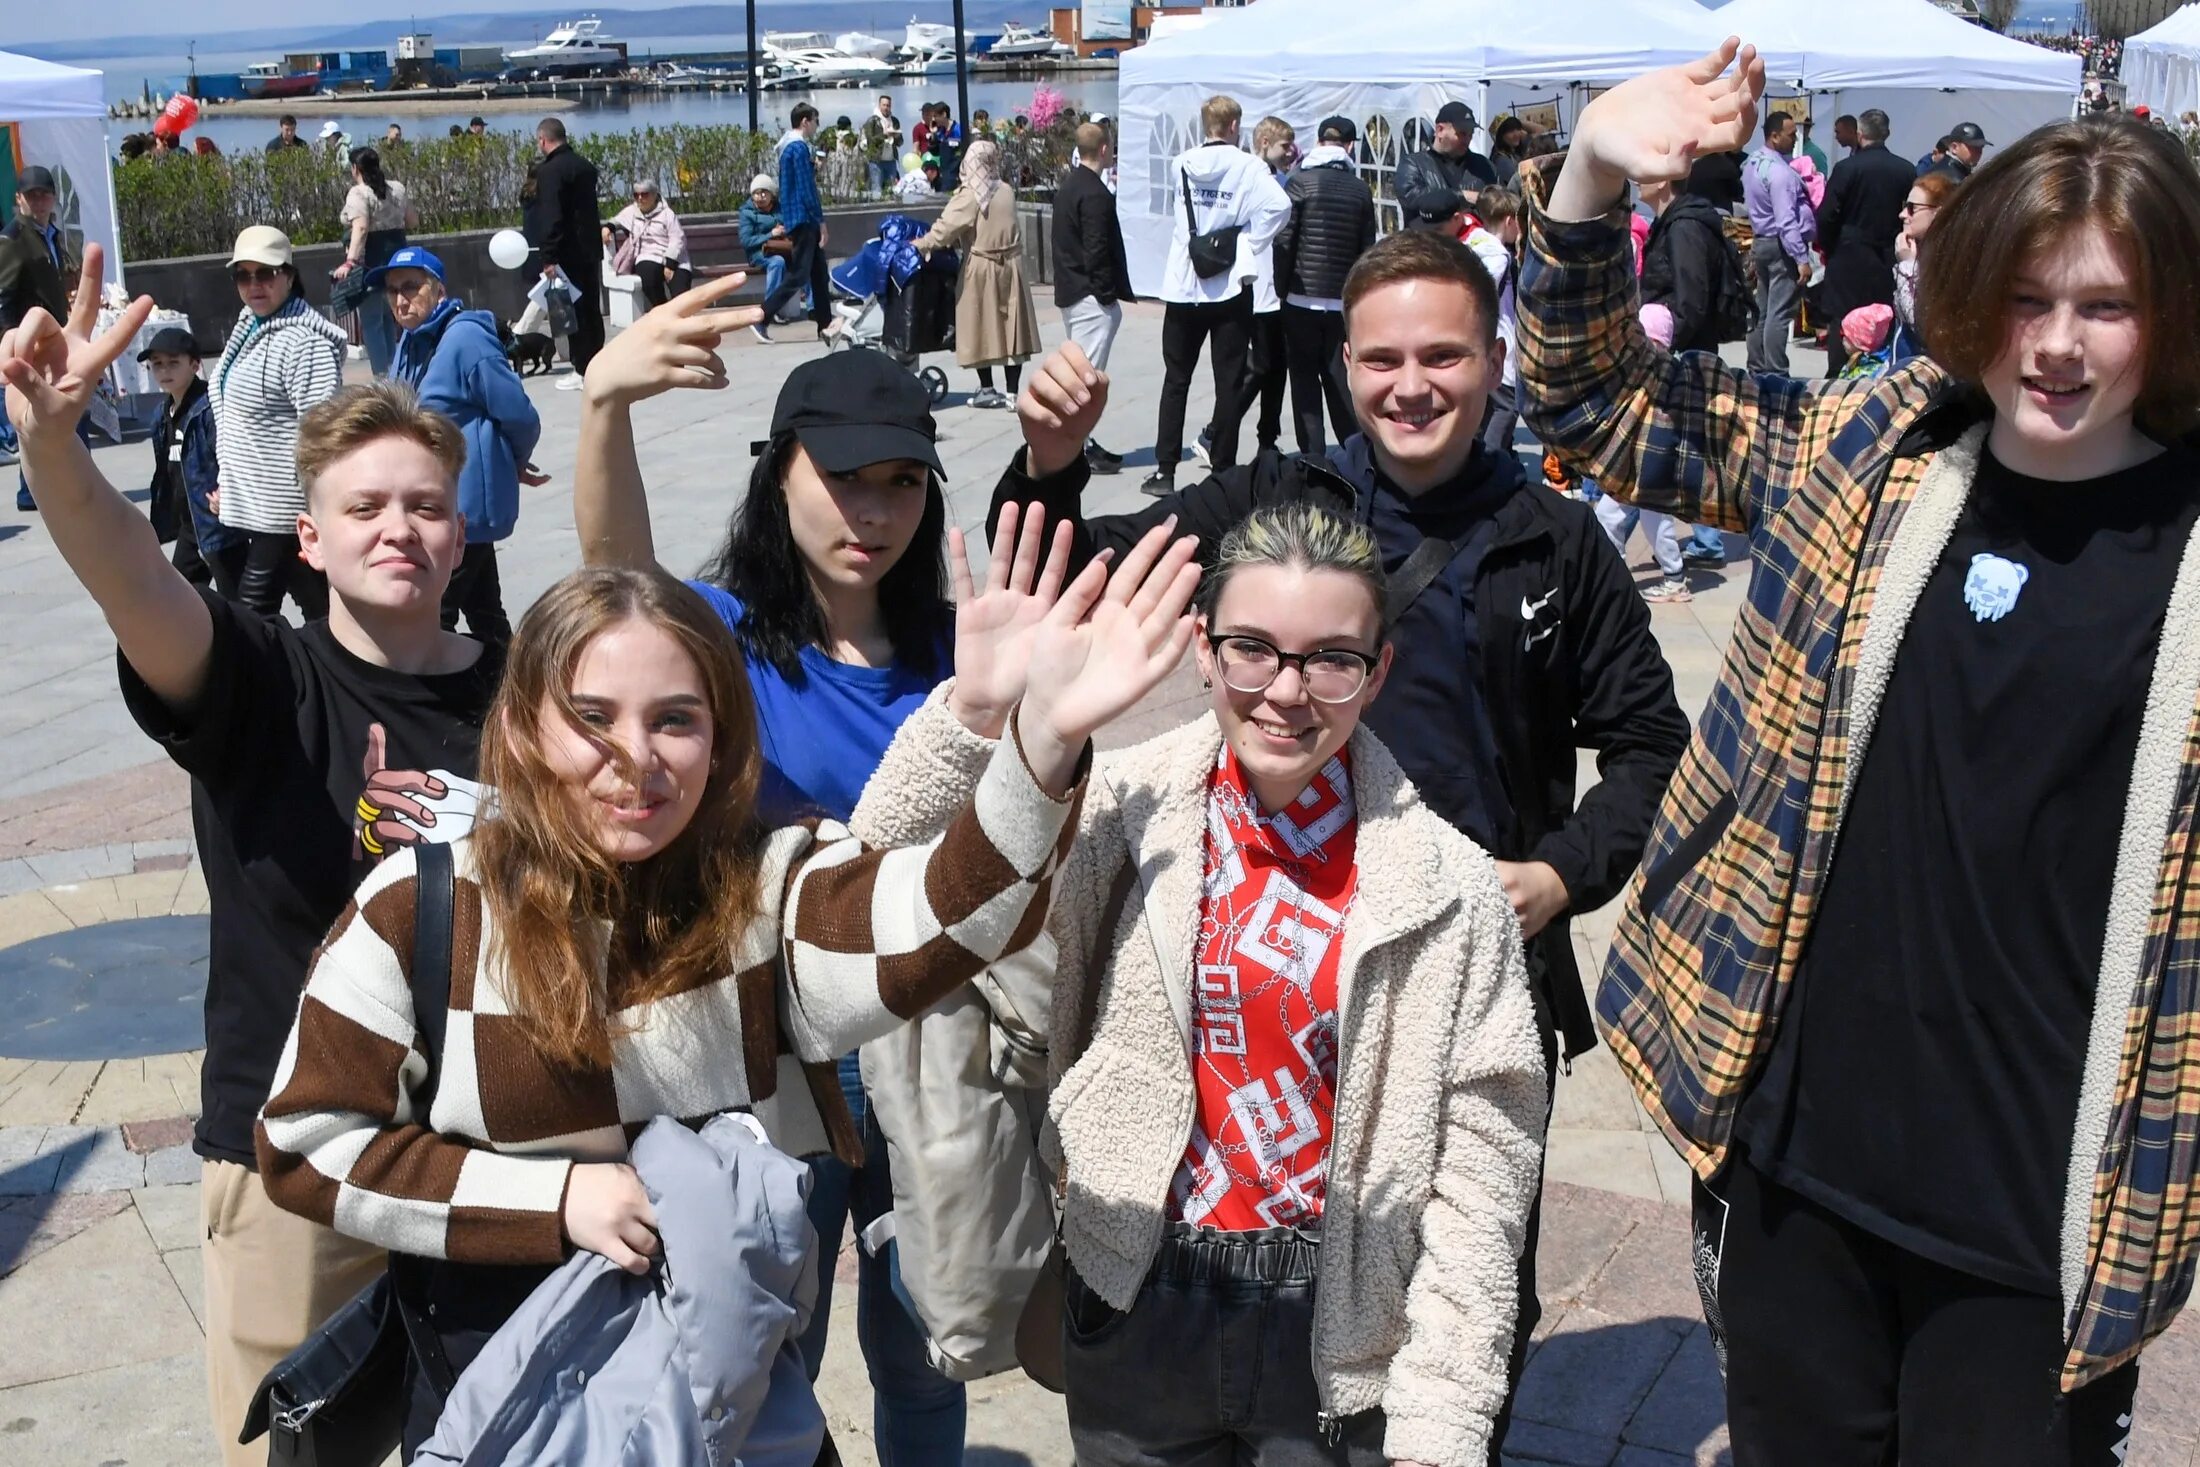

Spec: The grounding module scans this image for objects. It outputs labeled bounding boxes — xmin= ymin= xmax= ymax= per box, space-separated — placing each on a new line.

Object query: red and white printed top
xmin=1169 ymin=744 xmax=1359 ymax=1231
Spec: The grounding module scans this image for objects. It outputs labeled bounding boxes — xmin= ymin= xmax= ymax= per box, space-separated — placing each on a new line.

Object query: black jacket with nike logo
xmin=992 ymin=436 xmax=1689 ymax=1061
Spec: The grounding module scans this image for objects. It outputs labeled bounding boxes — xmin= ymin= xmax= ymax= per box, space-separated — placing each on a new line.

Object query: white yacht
xmin=835 ymin=31 xmax=898 ymax=59
xmin=764 ymin=42 xmax=895 ymax=87
xmin=986 ymin=22 xmax=1071 ymax=59
xmin=904 ymin=19 xmax=981 ymax=52
xmin=895 ymin=44 xmax=961 ymax=77
xmin=504 ymin=18 xmax=628 ymax=77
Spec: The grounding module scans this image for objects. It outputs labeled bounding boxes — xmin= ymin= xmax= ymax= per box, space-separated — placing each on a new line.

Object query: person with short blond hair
xmin=1530 ymin=45 xmax=2200 ymax=1461
xmin=2 ymin=268 xmax=502 ymax=1467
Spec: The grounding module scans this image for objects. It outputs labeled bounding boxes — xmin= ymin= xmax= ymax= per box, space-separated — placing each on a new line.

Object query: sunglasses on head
xmin=231 ymin=264 xmax=285 ymax=285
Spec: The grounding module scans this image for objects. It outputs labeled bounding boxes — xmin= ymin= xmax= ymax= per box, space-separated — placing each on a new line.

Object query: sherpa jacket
xmin=857 ymin=695 xmax=1547 ymax=1467
xmin=255 ymin=730 xmax=1082 ymax=1265
xmin=1516 ymin=158 xmax=2200 ymax=1391
xmin=210 ymin=295 xmax=346 ymax=535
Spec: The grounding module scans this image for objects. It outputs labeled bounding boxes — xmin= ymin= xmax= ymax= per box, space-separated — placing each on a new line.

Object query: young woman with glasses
xmin=865 ymin=499 xmax=1548 ymax=1467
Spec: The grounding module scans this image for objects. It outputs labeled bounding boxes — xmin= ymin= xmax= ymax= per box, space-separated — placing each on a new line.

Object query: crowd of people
xmin=6 ymin=34 xmax=2200 ymax=1467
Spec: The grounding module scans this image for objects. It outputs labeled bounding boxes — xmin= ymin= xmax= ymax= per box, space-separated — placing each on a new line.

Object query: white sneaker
xmin=555 ymin=373 xmax=586 ymax=391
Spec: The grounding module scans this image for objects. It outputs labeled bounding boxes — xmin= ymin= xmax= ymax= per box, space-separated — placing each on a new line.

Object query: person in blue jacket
xmin=137 ymin=326 xmax=242 ymax=599
xmin=571 ymin=276 xmax=975 ymax=1467
xmin=378 ymin=245 xmax=545 ymax=651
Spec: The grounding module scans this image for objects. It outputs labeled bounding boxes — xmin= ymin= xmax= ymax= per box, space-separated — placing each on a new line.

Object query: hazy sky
xmin=9 ymin=1 xmax=828 ymax=48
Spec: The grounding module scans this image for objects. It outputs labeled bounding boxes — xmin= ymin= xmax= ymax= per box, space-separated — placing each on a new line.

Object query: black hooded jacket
xmin=991 ymin=436 xmax=1690 ymax=1061
xmin=1639 ymin=192 xmax=1731 ymax=355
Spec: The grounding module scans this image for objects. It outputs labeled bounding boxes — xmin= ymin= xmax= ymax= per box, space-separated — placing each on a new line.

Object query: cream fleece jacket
xmin=854 ymin=691 xmax=1548 ymax=1467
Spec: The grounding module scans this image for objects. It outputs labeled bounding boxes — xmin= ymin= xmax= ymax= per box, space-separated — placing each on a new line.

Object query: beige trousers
xmin=200 ymin=1158 xmax=386 ymax=1467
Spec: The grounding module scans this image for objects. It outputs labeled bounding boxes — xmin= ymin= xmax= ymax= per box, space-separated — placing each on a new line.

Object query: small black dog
xmin=498 ymin=320 xmax=556 ymax=377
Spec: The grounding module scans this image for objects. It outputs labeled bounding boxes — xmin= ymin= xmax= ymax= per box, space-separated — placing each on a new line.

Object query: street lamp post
xmin=745 ymin=0 xmax=759 ymax=135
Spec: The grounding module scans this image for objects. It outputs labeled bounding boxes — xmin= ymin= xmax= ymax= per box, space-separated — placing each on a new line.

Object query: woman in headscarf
xmin=912 ymin=139 xmax=1039 ymax=409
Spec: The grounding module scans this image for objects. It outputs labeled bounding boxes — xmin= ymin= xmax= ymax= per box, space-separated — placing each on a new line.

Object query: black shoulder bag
xmin=1180 ymin=168 xmax=1243 ymax=280
xmin=240 ymin=842 xmax=460 ymax=1467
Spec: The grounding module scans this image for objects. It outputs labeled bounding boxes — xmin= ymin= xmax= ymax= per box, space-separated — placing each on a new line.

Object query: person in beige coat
xmin=857 ymin=501 xmax=1547 ymax=1467
xmin=915 ymin=139 xmax=1040 ymax=410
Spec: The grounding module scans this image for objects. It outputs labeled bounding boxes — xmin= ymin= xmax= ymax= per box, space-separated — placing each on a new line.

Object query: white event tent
xmin=0 ymin=50 xmax=122 ymax=285
xmin=1114 ymin=0 xmax=1732 ymax=293
xmin=2122 ymin=5 xmax=2200 ymax=118
xmin=1711 ymin=0 xmax=2080 ymax=165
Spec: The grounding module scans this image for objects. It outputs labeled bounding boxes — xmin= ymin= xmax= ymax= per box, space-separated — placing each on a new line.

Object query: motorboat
xmin=895 ymin=44 xmax=961 ymax=77
xmin=904 ymin=19 xmax=982 ymax=52
xmin=237 ymin=60 xmax=321 ymax=99
xmin=835 ymin=31 xmax=898 ymax=59
xmin=985 ymin=22 xmax=1072 ymax=59
xmin=764 ymin=43 xmax=895 ymax=88
xmin=504 ymin=18 xmax=629 ymax=78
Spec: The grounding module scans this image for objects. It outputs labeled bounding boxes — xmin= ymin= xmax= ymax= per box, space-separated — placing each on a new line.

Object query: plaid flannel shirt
xmin=1516 ymin=160 xmax=2200 ymax=1390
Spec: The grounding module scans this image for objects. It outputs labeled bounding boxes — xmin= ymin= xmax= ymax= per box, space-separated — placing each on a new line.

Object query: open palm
xmin=949 ymin=500 xmax=1075 ymax=734
xmin=1023 ymin=520 xmax=1202 ymax=749
xmin=1575 ymin=40 xmax=1767 ymax=185
xmin=0 ymin=246 xmax=151 ymax=443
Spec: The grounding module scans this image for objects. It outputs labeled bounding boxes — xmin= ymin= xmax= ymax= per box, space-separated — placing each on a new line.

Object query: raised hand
xmin=581 ymin=271 xmax=762 ymax=406
xmin=947 ymin=500 xmax=1077 ymax=739
xmin=1018 ymin=340 xmax=1110 ymax=479
xmin=1550 ymin=40 xmax=1767 ymax=220
xmin=0 ymin=246 xmax=152 ymax=446
xmin=1017 ymin=519 xmax=1202 ymax=794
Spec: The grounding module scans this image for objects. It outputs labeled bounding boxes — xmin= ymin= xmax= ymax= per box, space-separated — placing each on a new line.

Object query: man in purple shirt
xmin=1742 ymin=110 xmax=1814 ymax=374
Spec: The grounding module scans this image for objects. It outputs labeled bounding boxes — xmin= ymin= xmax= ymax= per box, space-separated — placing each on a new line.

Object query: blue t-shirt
xmin=688 ymin=581 xmax=940 ymax=824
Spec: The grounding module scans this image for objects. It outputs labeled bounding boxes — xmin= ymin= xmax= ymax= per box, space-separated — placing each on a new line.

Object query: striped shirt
xmin=210 ymin=297 xmax=347 ymax=535
xmin=256 ymin=732 xmax=1080 ymax=1266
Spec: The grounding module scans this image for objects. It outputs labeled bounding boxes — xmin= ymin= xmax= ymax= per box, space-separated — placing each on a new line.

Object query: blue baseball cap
xmin=365 ymin=245 xmax=445 ymax=288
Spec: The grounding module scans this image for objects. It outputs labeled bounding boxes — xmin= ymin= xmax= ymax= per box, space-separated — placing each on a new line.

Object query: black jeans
xmin=1710 ymin=1160 xmax=2140 ymax=1467
xmin=235 ymin=530 xmax=328 ymax=621
xmin=562 ymin=264 xmax=605 ymax=374
xmin=439 ymin=541 xmax=511 ymax=652
xmin=171 ymin=516 xmax=243 ymax=601
xmin=1220 ymin=309 xmax=1287 ymax=452
xmin=399 ymin=1256 xmax=559 ymax=1461
xmin=766 ymin=221 xmax=832 ymax=328
xmin=1156 ymin=294 xmax=1256 ymax=475
xmin=1063 ymin=1224 xmax=1386 ymax=1467
xmin=635 ymin=258 xmax=694 ymax=309
xmin=1282 ymin=304 xmax=1353 ymax=454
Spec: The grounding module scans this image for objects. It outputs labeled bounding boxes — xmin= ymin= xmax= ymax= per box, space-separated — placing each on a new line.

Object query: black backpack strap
xmin=1180 ymin=167 xmax=1199 ymax=239
xmin=1384 ymin=536 xmax=1459 ymax=634
xmin=392 ymin=839 xmax=461 ymax=1401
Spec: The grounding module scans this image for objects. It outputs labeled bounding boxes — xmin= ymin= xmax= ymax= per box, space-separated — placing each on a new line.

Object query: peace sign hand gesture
xmin=1549 ymin=39 xmax=1768 ymax=220
xmin=580 ymin=271 xmax=763 ymax=407
xmin=0 ymin=246 xmax=152 ymax=447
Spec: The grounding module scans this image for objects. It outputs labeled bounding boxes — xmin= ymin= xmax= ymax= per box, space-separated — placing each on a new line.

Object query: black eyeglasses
xmin=231 ymin=265 xmax=285 ymax=285
xmin=1207 ymin=633 xmax=1378 ymax=704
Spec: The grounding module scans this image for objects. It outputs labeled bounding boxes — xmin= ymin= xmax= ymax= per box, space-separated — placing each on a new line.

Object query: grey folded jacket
xmin=413 ymin=1114 xmax=823 ymax=1467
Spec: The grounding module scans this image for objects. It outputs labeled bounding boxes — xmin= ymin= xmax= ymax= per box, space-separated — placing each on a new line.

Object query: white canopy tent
xmin=1711 ymin=0 xmax=2080 ymax=165
xmin=1115 ymin=0 xmax=1731 ymax=293
xmin=0 ymin=50 xmax=121 ymax=287
xmin=2122 ymin=5 xmax=2200 ymax=117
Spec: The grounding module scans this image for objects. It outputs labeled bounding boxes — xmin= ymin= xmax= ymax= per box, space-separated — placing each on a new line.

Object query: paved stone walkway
xmin=3 ymin=307 xmax=2196 ymax=1465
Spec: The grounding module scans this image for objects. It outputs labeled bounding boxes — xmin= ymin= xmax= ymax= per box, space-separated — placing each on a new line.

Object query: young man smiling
xmin=995 ymin=226 xmax=1689 ymax=1461
xmin=0 ymin=252 xmax=501 ymax=1467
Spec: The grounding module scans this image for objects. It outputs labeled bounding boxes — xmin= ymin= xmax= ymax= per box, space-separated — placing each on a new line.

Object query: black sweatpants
xmin=1282 ymin=304 xmax=1353 ymax=454
xmin=634 ymin=258 xmax=694 ymax=309
xmin=1061 ymin=1224 xmax=1387 ymax=1467
xmin=564 ymin=264 xmax=605 ymax=374
xmin=1709 ymin=1161 xmax=2139 ymax=1467
xmin=171 ymin=515 xmax=243 ymax=601
xmin=1156 ymin=294 xmax=1255 ymax=475
xmin=1221 ymin=308 xmax=1287 ymax=453
xmin=439 ymin=541 xmax=511 ymax=652
xmin=234 ymin=530 xmax=328 ymax=621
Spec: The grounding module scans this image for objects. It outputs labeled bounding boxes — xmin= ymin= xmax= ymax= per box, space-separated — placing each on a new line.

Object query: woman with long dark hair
xmin=256 ymin=527 xmax=1202 ymax=1458
xmin=1525 ymin=41 xmax=2200 ymax=1462
xmin=569 ymin=273 xmax=994 ymax=1466
xmin=331 ymin=145 xmax=418 ymax=375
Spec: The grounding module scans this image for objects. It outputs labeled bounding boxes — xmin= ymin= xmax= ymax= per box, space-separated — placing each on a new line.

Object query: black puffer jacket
xmin=1392 ymin=145 xmax=1498 ymax=224
xmin=1277 ymin=150 xmax=1377 ymax=301
xmin=1638 ymin=193 xmax=1730 ymax=355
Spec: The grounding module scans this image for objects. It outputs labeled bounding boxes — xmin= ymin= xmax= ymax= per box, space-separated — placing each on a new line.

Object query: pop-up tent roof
xmin=1712 ymin=0 xmax=2079 ymax=91
xmin=2122 ymin=4 xmax=2200 ymax=115
xmin=0 ymin=49 xmax=106 ymax=120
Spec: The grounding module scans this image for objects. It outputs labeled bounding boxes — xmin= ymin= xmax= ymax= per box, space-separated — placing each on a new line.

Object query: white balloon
xmin=488 ymin=229 xmax=531 ymax=271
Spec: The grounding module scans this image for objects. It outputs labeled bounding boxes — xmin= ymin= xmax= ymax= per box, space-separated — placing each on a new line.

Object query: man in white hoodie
xmin=1142 ymin=94 xmax=1290 ymax=496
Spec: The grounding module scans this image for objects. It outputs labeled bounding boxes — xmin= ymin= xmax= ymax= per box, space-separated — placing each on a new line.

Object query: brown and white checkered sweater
xmin=255 ymin=733 xmax=1080 ymax=1266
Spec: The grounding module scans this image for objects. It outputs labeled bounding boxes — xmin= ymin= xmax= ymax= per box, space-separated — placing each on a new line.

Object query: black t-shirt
xmin=120 ymin=592 xmax=501 ymax=1165
xmin=1735 ymin=444 xmax=2200 ymax=1292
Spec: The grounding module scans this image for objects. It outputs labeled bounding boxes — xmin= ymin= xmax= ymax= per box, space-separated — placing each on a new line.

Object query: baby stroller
xmin=827 ymin=213 xmax=957 ymax=406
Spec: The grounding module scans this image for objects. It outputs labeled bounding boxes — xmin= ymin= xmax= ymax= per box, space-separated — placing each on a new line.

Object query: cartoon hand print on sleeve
xmin=355 ymin=720 xmax=449 ymax=858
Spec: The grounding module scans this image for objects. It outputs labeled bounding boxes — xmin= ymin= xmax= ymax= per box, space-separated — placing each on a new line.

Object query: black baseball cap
xmin=769 ymin=353 xmax=944 ymax=478
xmin=1949 ymin=121 xmax=1990 ymax=145
xmin=1435 ymin=101 xmax=1476 ymax=134
xmin=1318 ymin=115 xmax=1357 ymax=144
xmin=136 ymin=325 xmax=202 ymax=362
xmin=17 ymin=165 xmax=56 ymax=193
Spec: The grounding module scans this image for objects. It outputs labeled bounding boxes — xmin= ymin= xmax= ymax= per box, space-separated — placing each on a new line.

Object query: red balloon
xmin=155 ymin=93 xmax=201 ymax=138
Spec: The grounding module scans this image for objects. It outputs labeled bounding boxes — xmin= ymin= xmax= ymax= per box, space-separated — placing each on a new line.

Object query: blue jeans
xmin=359 ymin=291 xmax=399 ymax=377
xmin=799 ymin=1053 xmax=967 ymax=1467
xmin=753 ymin=254 xmax=787 ymax=311
xmin=1686 ymin=523 xmax=1726 ymax=559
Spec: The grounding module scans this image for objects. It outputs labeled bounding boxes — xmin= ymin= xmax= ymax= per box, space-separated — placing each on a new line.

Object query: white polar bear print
xmin=1964 ymin=553 xmax=2030 ymax=622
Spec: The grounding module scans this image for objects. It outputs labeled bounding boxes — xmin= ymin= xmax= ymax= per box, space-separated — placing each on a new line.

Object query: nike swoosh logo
xmin=1525 ymin=624 xmax=1561 ymax=649
xmin=1521 ymin=590 xmax=1558 ymax=620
